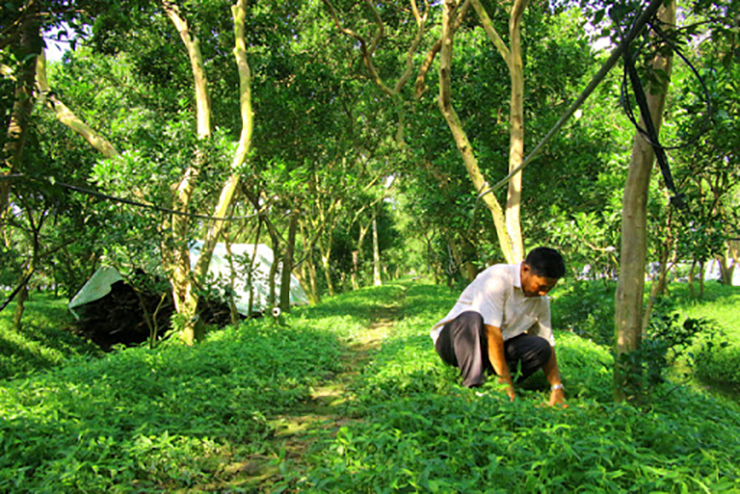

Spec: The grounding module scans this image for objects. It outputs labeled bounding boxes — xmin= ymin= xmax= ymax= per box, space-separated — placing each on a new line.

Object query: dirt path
xmin=217 ymin=300 xmax=401 ymax=491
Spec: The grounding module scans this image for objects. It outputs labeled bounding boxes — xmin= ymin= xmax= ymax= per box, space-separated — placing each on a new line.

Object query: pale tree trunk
xmin=503 ymin=0 xmax=527 ymax=263
xmin=439 ymin=0 xmax=516 ymax=264
xmin=304 ymin=258 xmax=320 ymax=305
xmin=351 ymin=250 xmax=360 ymax=289
xmin=163 ymin=0 xmax=253 ymax=344
xmin=160 ymin=0 xmax=212 ymax=345
xmin=614 ymin=1 xmax=675 ymax=402
xmin=729 ymin=240 xmax=740 ymax=267
xmin=319 ymin=237 xmax=335 ymax=296
xmin=373 ymin=215 xmax=382 ymax=286
xmin=298 ymin=221 xmax=321 ymax=304
xmin=717 ymin=251 xmax=734 ymax=285
xmin=224 ymin=239 xmax=241 ymax=326
xmin=471 ymin=0 xmax=527 ymax=262
xmin=12 ymin=207 xmax=43 ymax=332
xmin=352 ymin=222 xmax=371 ymax=289
xmin=36 ymin=53 xmax=119 ymax=159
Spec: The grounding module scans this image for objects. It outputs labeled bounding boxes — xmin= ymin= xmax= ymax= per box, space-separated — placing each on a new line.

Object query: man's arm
xmin=484 ymin=324 xmax=515 ymax=401
xmin=543 ymin=346 xmax=566 ymax=406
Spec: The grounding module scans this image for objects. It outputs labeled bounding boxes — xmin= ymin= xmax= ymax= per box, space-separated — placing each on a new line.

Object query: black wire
xmin=1 ymin=173 xmax=262 ymax=222
xmin=619 ymin=20 xmax=713 ymax=152
xmin=614 ymin=4 xmax=713 ymax=209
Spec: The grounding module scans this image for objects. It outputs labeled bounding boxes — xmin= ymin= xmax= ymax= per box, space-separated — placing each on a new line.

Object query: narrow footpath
xmin=218 ymin=297 xmax=403 ymax=491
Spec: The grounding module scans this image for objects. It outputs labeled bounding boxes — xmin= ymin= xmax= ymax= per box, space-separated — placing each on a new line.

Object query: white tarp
xmin=189 ymin=241 xmax=308 ymax=313
xmin=68 ymin=242 xmax=308 ymax=317
xmin=68 ymin=266 xmax=123 ymax=317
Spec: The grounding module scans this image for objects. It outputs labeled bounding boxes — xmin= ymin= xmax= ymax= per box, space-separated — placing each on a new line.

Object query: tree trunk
xmin=280 ymin=210 xmax=299 ymax=312
xmin=351 ymin=250 xmax=360 ymax=290
xmin=320 ymin=242 xmax=335 ymax=296
xmin=717 ymin=252 xmax=734 ymax=285
xmin=246 ymin=219 xmax=263 ymax=317
xmin=160 ymin=0 xmax=212 ymax=344
xmin=1 ymin=13 xmax=41 ymax=227
xmin=373 ymin=215 xmax=382 ymax=286
xmin=12 ymin=282 xmax=28 ymax=332
xmin=614 ymin=0 xmax=676 ymax=402
xmin=164 ymin=0 xmax=253 ymax=344
xmin=352 ymin=222 xmax=371 ymax=289
xmin=503 ymin=0 xmax=527 ymax=263
xmin=36 ymin=53 xmax=119 ymax=158
xmin=439 ymin=0 xmax=515 ymax=263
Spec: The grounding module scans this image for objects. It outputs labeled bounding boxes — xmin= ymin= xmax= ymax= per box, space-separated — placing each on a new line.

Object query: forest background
xmin=2 ymin=0 xmax=740 ymax=490
xmin=1 ymin=0 xmax=739 ymax=385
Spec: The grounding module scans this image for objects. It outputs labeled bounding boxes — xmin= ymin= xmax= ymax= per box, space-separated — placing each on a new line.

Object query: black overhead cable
xmin=616 ymin=5 xmax=711 ymax=209
xmin=1 ymin=173 xmax=263 ymax=222
xmin=475 ymin=0 xmax=667 ymax=205
xmin=620 ymin=20 xmax=713 ymax=153
xmin=621 ymin=33 xmax=682 ymax=203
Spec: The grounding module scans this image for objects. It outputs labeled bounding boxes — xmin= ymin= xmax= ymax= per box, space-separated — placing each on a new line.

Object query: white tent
xmin=68 ymin=242 xmax=308 ymax=317
xmin=189 ymin=241 xmax=308 ymax=313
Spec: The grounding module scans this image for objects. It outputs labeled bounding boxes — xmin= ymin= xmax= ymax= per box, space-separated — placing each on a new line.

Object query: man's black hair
xmin=525 ymin=247 xmax=566 ymax=279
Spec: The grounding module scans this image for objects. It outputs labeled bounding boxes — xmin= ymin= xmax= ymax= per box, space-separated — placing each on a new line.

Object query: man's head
xmin=520 ymin=247 xmax=566 ymax=297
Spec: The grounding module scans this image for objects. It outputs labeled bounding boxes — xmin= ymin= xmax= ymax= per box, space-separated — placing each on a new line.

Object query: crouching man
xmin=430 ymin=247 xmax=566 ymax=406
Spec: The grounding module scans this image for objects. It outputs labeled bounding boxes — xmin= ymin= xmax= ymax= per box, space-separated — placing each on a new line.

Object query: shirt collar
xmin=513 ymin=262 xmax=522 ymax=289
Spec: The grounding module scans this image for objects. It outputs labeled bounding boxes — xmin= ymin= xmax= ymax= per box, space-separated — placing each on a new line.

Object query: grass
xmin=300 ymin=283 xmax=740 ymax=492
xmin=668 ymin=281 xmax=740 ymax=345
xmin=1 ymin=281 xmax=739 ymax=492
xmin=0 ymin=291 xmax=103 ymax=380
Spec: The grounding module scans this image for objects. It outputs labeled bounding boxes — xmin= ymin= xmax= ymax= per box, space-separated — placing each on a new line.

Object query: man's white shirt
xmin=430 ymin=263 xmax=554 ymax=346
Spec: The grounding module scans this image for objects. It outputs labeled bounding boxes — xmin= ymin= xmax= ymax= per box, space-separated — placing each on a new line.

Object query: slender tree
xmin=614 ymin=0 xmax=676 ymax=401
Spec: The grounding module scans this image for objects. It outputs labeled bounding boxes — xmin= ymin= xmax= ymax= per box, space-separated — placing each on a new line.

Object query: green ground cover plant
xmin=669 ymin=283 xmax=740 ymax=389
xmin=551 ymin=280 xmax=740 ymax=391
xmin=0 ymin=292 xmax=103 ymax=380
xmin=0 ymin=285 xmax=403 ymax=492
xmin=1 ymin=282 xmax=740 ymax=492
xmin=302 ymin=283 xmax=740 ymax=492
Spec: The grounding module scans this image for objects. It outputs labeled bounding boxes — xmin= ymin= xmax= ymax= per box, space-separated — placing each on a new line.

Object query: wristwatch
xmin=551 ymin=383 xmax=564 ymax=391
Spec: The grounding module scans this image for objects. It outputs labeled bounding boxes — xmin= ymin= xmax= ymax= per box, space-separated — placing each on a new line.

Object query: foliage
xmin=0 ymin=293 xmax=102 ymax=380
xmin=0 ymin=285 xmax=394 ymax=492
xmin=302 ymin=283 xmax=740 ymax=492
xmin=550 ymin=279 xmax=616 ymax=345
xmin=2 ymin=282 xmax=740 ymax=491
xmin=616 ymin=310 xmax=719 ymax=403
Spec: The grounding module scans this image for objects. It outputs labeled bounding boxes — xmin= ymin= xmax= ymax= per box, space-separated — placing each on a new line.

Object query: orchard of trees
xmin=2 ymin=0 xmax=739 ymax=397
xmin=2 ymin=0 xmax=740 ymax=490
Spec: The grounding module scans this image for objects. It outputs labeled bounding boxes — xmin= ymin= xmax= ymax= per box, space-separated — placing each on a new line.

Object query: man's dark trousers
xmin=434 ymin=311 xmax=552 ymax=387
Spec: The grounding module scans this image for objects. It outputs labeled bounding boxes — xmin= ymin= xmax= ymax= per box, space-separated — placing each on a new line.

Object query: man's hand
xmin=544 ymin=347 xmax=567 ymax=407
xmin=499 ymin=376 xmax=516 ymax=402
xmin=548 ymin=386 xmax=566 ymax=407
